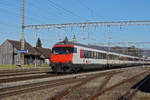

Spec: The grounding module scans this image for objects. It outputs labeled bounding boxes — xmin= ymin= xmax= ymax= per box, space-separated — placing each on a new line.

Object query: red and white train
xmin=50 ymin=41 xmax=150 ymax=73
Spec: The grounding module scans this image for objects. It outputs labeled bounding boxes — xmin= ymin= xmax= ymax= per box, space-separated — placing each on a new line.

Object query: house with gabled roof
xmin=0 ymin=39 xmax=51 ymax=65
xmin=34 ymin=47 xmax=51 ymax=64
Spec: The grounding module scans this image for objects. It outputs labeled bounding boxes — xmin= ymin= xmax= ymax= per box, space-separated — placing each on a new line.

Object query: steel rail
xmin=0 ymin=73 xmax=63 ymax=83
xmin=0 ymin=69 xmax=40 ymax=74
xmin=88 ymin=70 xmax=150 ymax=100
xmin=118 ymin=73 xmax=150 ymax=100
xmin=0 ymin=71 xmax=49 ymax=77
xmin=0 ymin=77 xmax=83 ymax=99
xmin=0 ymin=70 xmax=123 ymax=99
xmin=0 ymin=71 xmax=116 ymax=99
xmin=50 ymin=71 xmax=122 ymax=100
xmin=82 ymin=72 xmax=121 ymax=100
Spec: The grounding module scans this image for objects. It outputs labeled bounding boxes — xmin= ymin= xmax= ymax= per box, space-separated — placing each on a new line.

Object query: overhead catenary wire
xmin=24 ymin=20 xmax=150 ymax=29
xmin=0 ymin=32 xmax=18 ymax=34
xmin=35 ymin=0 xmax=71 ymax=22
xmin=47 ymin=0 xmax=88 ymax=21
xmin=0 ymin=0 xmax=58 ymax=25
xmin=0 ymin=3 xmax=49 ymax=25
xmin=46 ymin=0 xmax=81 ymax=21
xmin=76 ymin=0 xmax=105 ymax=21
xmin=26 ymin=1 xmax=62 ymax=23
xmin=0 ymin=7 xmax=47 ymax=25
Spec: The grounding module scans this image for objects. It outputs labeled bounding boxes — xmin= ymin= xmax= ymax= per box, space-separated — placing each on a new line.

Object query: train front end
xmin=50 ymin=44 xmax=75 ymax=73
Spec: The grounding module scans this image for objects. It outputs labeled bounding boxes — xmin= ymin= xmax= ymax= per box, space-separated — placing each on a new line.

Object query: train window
xmin=119 ymin=56 xmax=122 ymax=60
xmin=126 ymin=57 xmax=129 ymax=61
xmin=73 ymin=47 xmax=77 ymax=53
xmin=127 ymin=57 xmax=132 ymax=61
xmin=102 ymin=53 xmax=106 ymax=59
xmin=91 ymin=51 xmax=94 ymax=58
xmin=94 ymin=52 xmax=97 ymax=58
xmin=120 ymin=56 xmax=125 ymax=60
xmin=114 ymin=55 xmax=119 ymax=60
xmin=109 ymin=54 xmax=113 ymax=60
xmin=88 ymin=51 xmax=92 ymax=58
xmin=82 ymin=50 xmax=106 ymax=59
xmin=96 ymin=52 xmax=99 ymax=59
xmin=83 ymin=50 xmax=88 ymax=58
xmin=91 ymin=51 xmax=96 ymax=58
xmin=97 ymin=53 xmax=100 ymax=59
xmin=97 ymin=52 xmax=106 ymax=59
xmin=116 ymin=55 xmax=119 ymax=60
xmin=98 ymin=53 xmax=101 ymax=59
xmin=109 ymin=55 xmax=119 ymax=60
xmin=135 ymin=58 xmax=138 ymax=61
xmin=109 ymin=54 xmax=114 ymax=60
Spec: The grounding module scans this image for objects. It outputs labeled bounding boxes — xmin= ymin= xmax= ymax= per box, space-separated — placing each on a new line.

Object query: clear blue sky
xmin=0 ymin=0 xmax=150 ymax=48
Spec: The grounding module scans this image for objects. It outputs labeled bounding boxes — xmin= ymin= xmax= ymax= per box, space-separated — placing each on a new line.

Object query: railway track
xmin=0 ymin=71 xmax=50 ymax=77
xmin=82 ymin=73 xmax=117 ymax=100
xmin=0 ymin=67 xmax=124 ymax=84
xmin=0 ymin=77 xmax=82 ymax=99
xmin=0 ymin=68 xmax=40 ymax=74
xmin=85 ymin=70 xmax=150 ymax=100
xmin=118 ymin=73 xmax=150 ymax=100
xmin=0 ymin=73 xmax=63 ymax=83
xmin=0 ymin=66 xmax=150 ymax=100
xmin=0 ymin=69 xmax=117 ymax=84
xmin=0 ymin=70 xmax=117 ymax=99
xmin=50 ymin=71 xmax=124 ymax=100
xmin=0 ymin=67 xmax=50 ymax=74
xmin=49 ymin=67 xmax=150 ymax=100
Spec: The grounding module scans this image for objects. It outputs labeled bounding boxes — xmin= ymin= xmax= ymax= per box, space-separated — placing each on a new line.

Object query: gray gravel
xmin=1 ymin=66 xmax=150 ymax=100
xmin=0 ymin=66 xmax=124 ymax=89
xmin=0 ymin=73 xmax=47 ymax=80
xmin=1 ymin=82 xmax=80 ymax=100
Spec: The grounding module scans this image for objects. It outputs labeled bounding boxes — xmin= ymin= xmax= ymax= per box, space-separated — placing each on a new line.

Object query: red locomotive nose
xmin=51 ymin=53 xmax=73 ymax=63
xmin=51 ymin=45 xmax=74 ymax=63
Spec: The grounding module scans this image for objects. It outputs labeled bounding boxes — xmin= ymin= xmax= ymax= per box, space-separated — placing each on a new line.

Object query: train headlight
xmin=52 ymin=61 xmax=56 ymax=63
xmin=66 ymin=61 xmax=71 ymax=63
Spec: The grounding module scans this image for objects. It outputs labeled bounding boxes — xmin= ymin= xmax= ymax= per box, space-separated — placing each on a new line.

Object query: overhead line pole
xmin=21 ymin=0 xmax=25 ymax=67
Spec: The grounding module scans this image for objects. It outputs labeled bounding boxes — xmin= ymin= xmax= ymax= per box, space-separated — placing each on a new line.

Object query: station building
xmin=0 ymin=39 xmax=51 ymax=65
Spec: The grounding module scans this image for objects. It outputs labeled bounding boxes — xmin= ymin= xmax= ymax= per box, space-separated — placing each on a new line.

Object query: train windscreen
xmin=52 ymin=47 xmax=76 ymax=54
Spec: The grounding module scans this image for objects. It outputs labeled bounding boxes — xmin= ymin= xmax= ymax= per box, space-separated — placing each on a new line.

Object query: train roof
xmin=55 ymin=41 xmax=108 ymax=51
xmin=54 ymin=41 xmax=143 ymax=59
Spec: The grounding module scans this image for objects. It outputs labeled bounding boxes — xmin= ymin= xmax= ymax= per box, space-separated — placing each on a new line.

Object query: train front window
xmin=52 ymin=47 xmax=75 ymax=54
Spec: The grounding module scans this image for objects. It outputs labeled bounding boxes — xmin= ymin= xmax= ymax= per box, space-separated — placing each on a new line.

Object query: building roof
xmin=7 ymin=40 xmax=40 ymax=56
xmin=34 ymin=47 xmax=51 ymax=58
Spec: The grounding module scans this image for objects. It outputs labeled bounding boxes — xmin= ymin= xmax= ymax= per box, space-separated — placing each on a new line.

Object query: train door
xmin=72 ymin=47 xmax=78 ymax=63
xmin=106 ymin=53 xmax=110 ymax=68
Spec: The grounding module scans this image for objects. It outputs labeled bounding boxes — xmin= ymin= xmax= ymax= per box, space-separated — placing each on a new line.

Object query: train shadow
xmin=131 ymin=74 xmax=150 ymax=93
